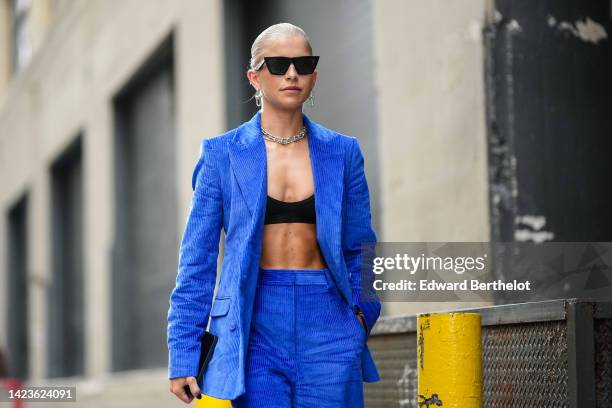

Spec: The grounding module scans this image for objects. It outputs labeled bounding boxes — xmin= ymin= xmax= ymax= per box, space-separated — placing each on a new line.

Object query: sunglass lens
xmin=265 ymin=57 xmax=291 ymax=75
xmin=293 ymin=56 xmax=319 ymax=74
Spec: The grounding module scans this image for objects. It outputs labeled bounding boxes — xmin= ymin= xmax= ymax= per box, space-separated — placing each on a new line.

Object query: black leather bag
xmin=196 ymin=331 xmax=218 ymax=388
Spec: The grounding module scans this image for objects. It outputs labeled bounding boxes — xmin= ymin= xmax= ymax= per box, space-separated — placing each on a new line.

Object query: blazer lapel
xmin=304 ymin=113 xmax=344 ymax=250
xmin=228 ymin=111 xmax=266 ymax=219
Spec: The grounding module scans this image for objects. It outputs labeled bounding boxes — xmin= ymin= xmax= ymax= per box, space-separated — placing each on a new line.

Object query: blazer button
xmin=230 ymin=322 xmax=236 ymax=331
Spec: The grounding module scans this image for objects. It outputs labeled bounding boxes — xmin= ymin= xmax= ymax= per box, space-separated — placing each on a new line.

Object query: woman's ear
xmin=311 ymin=70 xmax=318 ymax=89
xmin=246 ymin=70 xmax=260 ymax=90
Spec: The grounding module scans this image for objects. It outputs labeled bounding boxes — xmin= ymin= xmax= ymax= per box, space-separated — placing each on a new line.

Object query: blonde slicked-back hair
xmin=249 ymin=23 xmax=313 ymax=71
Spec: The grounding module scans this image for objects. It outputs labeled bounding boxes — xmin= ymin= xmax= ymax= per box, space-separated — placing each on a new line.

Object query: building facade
xmin=0 ymin=0 xmax=491 ymax=405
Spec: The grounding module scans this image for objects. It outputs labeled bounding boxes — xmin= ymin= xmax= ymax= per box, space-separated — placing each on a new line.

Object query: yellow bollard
xmin=195 ymin=394 xmax=232 ymax=407
xmin=417 ymin=312 xmax=482 ymax=407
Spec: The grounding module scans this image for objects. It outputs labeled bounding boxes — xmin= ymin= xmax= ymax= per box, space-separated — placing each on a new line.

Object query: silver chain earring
xmin=255 ymin=89 xmax=263 ymax=107
xmin=308 ymin=91 xmax=315 ymax=107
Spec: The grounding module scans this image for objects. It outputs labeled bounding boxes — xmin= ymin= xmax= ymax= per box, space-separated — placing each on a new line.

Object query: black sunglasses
xmin=256 ymin=56 xmax=320 ymax=75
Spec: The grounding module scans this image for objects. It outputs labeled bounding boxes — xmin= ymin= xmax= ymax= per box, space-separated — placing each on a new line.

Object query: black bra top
xmin=264 ymin=193 xmax=316 ymax=224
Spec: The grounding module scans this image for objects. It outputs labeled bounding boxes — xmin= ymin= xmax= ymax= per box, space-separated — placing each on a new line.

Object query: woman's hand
xmin=170 ymin=376 xmax=201 ymax=403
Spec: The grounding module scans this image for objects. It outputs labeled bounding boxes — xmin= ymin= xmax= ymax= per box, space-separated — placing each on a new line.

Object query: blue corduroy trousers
xmin=232 ymin=267 xmax=366 ymax=408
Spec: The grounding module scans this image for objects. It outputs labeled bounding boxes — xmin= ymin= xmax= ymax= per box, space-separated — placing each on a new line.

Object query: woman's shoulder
xmin=199 ymin=129 xmax=235 ymax=152
xmin=307 ymin=120 xmax=359 ymax=155
xmin=319 ymin=125 xmax=362 ymax=160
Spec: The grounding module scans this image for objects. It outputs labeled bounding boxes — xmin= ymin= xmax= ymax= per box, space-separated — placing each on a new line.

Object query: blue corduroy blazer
xmin=167 ymin=109 xmax=381 ymax=400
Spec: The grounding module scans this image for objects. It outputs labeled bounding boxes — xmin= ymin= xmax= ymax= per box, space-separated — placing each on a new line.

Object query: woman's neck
xmin=260 ymin=106 xmax=304 ymax=138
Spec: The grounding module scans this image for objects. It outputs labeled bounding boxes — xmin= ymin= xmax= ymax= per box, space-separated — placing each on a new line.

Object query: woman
xmin=168 ymin=23 xmax=381 ymax=407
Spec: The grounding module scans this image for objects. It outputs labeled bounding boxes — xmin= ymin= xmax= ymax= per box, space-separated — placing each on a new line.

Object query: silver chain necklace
xmin=261 ymin=125 xmax=307 ymax=145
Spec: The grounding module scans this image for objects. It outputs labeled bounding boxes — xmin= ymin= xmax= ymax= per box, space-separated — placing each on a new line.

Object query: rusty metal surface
xmin=595 ymin=319 xmax=612 ymax=407
xmin=483 ymin=321 xmax=568 ymax=407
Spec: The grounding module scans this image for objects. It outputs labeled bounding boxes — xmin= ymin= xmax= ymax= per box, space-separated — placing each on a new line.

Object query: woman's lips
xmin=282 ymin=87 xmax=301 ymax=92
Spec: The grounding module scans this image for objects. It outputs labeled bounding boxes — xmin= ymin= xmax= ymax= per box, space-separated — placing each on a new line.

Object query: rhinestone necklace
xmin=261 ymin=125 xmax=307 ymax=145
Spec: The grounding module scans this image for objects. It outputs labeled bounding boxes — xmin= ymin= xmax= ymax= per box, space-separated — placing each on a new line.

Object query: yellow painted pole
xmin=194 ymin=394 xmax=232 ymax=407
xmin=417 ymin=312 xmax=482 ymax=407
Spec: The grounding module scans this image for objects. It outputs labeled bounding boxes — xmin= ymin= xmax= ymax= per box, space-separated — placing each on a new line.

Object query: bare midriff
xmin=259 ymin=223 xmax=328 ymax=269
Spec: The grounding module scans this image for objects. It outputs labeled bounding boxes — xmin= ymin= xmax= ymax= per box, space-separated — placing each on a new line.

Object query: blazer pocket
xmin=210 ymin=296 xmax=231 ymax=317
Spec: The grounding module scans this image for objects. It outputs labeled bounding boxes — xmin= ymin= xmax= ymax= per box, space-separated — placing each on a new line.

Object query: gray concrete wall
xmin=373 ymin=0 xmax=493 ymax=316
xmin=0 ymin=0 xmax=224 ymax=404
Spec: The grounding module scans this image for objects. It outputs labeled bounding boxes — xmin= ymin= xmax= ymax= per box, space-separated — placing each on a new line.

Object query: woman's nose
xmin=285 ymin=63 xmax=298 ymax=78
